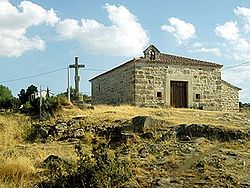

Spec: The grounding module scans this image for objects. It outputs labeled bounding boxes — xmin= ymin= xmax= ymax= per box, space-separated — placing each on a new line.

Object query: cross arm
xmin=69 ymin=64 xmax=85 ymax=68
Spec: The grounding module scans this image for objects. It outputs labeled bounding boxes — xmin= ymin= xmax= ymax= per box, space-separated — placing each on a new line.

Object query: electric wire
xmin=223 ymin=61 xmax=250 ymax=71
xmin=84 ymin=68 xmax=106 ymax=71
xmin=1 ymin=59 xmax=249 ymax=84
xmin=0 ymin=67 xmax=67 ymax=84
xmin=0 ymin=67 xmax=107 ymax=84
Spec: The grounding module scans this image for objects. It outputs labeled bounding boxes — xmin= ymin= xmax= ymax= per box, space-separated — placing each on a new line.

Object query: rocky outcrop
xmin=176 ymin=124 xmax=250 ymax=141
xmin=29 ymin=114 xmax=250 ymax=188
xmin=30 ymin=116 xmax=250 ymax=144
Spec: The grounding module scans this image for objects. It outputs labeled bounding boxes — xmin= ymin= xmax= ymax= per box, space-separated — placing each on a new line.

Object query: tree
xmin=18 ymin=85 xmax=60 ymax=118
xmin=18 ymin=89 xmax=27 ymax=104
xmin=18 ymin=85 xmax=38 ymax=104
xmin=0 ymin=85 xmax=12 ymax=102
xmin=26 ymin=85 xmax=38 ymax=97
xmin=0 ymin=84 xmax=18 ymax=109
xmin=58 ymin=87 xmax=91 ymax=103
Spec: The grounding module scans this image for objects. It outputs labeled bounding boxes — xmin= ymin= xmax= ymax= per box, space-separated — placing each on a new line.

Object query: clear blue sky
xmin=1 ymin=0 xmax=250 ymax=102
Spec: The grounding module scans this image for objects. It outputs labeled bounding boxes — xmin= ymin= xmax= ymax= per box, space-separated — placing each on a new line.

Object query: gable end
xmin=143 ymin=45 xmax=160 ymax=60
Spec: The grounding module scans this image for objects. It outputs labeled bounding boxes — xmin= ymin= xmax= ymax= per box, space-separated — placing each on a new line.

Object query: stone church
xmin=90 ymin=45 xmax=241 ymax=111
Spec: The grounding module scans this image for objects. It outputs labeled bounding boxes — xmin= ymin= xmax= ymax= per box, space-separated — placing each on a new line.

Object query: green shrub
xmin=38 ymin=142 xmax=132 ymax=188
xmin=0 ymin=84 xmax=19 ymax=110
xmin=20 ymin=96 xmax=62 ymax=119
xmin=75 ymin=143 xmax=132 ymax=188
xmin=0 ymin=97 xmax=19 ymax=109
xmin=41 ymin=96 xmax=59 ymax=115
xmin=58 ymin=87 xmax=91 ymax=103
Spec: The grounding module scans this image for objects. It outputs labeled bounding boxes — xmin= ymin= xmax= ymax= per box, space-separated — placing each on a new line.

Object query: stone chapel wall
xmin=133 ymin=60 xmax=222 ymax=110
xmin=91 ymin=62 xmax=135 ymax=105
xmin=221 ymin=81 xmax=240 ymax=111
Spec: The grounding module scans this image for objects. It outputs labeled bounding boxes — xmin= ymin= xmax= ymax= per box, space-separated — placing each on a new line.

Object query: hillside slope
xmin=1 ymin=105 xmax=250 ymax=187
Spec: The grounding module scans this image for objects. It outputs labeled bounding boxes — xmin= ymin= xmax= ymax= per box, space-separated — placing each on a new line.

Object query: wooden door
xmin=170 ymin=81 xmax=188 ymax=108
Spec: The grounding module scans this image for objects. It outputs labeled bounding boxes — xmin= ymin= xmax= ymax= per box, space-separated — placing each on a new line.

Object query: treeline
xmin=0 ymin=84 xmax=19 ymax=109
xmin=239 ymin=102 xmax=250 ymax=108
xmin=0 ymin=84 xmax=90 ymax=118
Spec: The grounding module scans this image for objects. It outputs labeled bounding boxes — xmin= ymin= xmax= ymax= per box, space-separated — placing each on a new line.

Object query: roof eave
xmin=159 ymin=53 xmax=223 ymax=68
xmin=222 ymin=80 xmax=242 ymax=90
xmin=89 ymin=58 xmax=136 ymax=82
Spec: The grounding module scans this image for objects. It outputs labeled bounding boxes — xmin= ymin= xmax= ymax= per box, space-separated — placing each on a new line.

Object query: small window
xmin=196 ymin=94 xmax=201 ymax=100
xmin=157 ymin=92 xmax=162 ymax=98
xmin=98 ymin=84 xmax=101 ymax=92
xmin=149 ymin=50 xmax=155 ymax=60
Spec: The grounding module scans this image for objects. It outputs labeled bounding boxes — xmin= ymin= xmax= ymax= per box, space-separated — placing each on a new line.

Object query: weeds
xmin=0 ymin=157 xmax=36 ymax=187
xmin=1 ymin=105 xmax=250 ymax=187
xmin=38 ymin=142 xmax=132 ymax=188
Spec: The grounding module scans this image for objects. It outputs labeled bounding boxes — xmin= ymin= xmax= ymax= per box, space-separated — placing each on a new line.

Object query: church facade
xmin=90 ymin=45 xmax=241 ymax=111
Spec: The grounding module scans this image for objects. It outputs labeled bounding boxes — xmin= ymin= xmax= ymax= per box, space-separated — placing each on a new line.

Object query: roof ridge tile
xmin=158 ymin=53 xmax=223 ymax=67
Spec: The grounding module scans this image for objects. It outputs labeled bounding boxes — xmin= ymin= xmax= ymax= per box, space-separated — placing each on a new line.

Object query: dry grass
xmin=0 ymin=105 xmax=250 ymax=187
xmin=55 ymin=105 xmax=250 ymax=130
xmin=0 ymin=157 xmax=36 ymax=186
xmin=0 ymin=113 xmax=28 ymax=146
xmin=0 ymin=113 xmax=35 ymax=187
xmin=0 ymin=113 xmax=78 ymax=188
xmin=56 ymin=105 xmax=162 ymax=123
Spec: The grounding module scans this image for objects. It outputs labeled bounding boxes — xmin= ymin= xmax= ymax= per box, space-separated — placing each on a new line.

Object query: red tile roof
xmin=157 ymin=53 xmax=223 ymax=68
xmin=90 ymin=51 xmax=223 ymax=81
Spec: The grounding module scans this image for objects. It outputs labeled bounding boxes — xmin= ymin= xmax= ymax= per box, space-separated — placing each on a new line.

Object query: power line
xmin=84 ymin=68 xmax=106 ymax=72
xmin=0 ymin=66 xmax=107 ymax=85
xmin=223 ymin=61 xmax=250 ymax=71
xmin=222 ymin=61 xmax=250 ymax=85
xmin=0 ymin=59 xmax=249 ymax=84
xmin=0 ymin=67 xmax=67 ymax=84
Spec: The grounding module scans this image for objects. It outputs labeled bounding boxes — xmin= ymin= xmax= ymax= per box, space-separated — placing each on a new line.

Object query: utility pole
xmin=46 ymin=86 xmax=50 ymax=98
xmin=67 ymin=66 xmax=70 ymax=102
xmin=39 ymin=85 xmax=42 ymax=119
xmin=69 ymin=57 xmax=85 ymax=102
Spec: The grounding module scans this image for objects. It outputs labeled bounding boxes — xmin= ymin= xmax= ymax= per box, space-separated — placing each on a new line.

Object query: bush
xmin=58 ymin=88 xmax=91 ymax=103
xmin=38 ymin=142 xmax=132 ymax=188
xmin=20 ymin=96 xmax=63 ymax=119
xmin=41 ymin=96 xmax=59 ymax=116
xmin=56 ymin=96 xmax=71 ymax=106
xmin=0 ymin=97 xmax=19 ymax=110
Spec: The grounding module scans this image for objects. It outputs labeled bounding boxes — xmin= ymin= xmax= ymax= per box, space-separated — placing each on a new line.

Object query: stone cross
xmin=69 ymin=57 xmax=85 ymax=101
